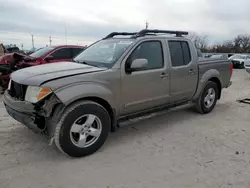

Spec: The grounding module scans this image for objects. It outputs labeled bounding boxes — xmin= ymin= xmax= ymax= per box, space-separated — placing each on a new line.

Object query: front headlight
xmin=25 ymin=86 xmax=52 ymax=103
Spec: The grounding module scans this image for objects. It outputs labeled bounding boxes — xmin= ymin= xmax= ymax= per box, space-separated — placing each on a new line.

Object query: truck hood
xmin=11 ymin=62 xmax=107 ymax=86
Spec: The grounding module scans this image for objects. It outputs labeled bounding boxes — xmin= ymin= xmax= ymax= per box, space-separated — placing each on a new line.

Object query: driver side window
xmin=126 ymin=41 xmax=164 ymax=71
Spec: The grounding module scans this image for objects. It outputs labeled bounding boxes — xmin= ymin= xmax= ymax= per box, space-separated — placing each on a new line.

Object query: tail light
xmin=230 ymin=63 xmax=233 ymax=76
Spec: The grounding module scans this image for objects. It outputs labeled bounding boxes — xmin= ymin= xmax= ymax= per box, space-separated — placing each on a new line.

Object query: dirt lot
xmin=0 ymin=69 xmax=250 ymax=188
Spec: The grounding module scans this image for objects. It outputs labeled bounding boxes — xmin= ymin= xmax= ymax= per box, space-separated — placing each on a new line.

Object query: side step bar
xmin=118 ymin=100 xmax=190 ymax=127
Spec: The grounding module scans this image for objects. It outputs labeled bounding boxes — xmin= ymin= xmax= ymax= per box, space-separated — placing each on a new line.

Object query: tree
xmin=187 ymin=32 xmax=208 ymax=51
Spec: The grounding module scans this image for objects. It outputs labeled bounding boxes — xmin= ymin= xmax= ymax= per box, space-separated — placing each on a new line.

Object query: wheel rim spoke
xmin=88 ymin=127 xmax=101 ymax=138
xmin=77 ymin=133 xmax=87 ymax=147
xmin=70 ymin=123 xmax=83 ymax=133
xmin=84 ymin=115 xmax=96 ymax=127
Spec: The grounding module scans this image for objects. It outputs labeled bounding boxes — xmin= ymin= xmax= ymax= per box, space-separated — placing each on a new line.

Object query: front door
xmin=121 ymin=40 xmax=170 ymax=115
xmin=167 ymin=40 xmax=198 ymax=103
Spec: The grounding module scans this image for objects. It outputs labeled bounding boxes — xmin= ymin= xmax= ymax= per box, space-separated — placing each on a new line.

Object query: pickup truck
xmin=3 ymin=29 xmax=233 ymax=157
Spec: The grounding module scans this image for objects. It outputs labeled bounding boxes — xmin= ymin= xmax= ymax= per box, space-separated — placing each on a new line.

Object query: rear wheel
xmin=240 ymin=62 xmax=245 ymax=69
xmin=195 ymin=81 xmax=219 ymax=114
xmin=54 ymin=101 xmax=111 ymax=157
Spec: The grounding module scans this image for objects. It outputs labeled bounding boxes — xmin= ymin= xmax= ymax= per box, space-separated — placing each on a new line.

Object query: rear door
xmin=48 ymin=48 xmax=72 ymax=63
xmin=71 ymin=48 xmax=85 ymax=58
xmin=167 ymin=40 xmax=198 ymax=103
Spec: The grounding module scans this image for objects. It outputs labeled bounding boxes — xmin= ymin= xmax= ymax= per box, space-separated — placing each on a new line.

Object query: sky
xmin=0 ymin=0 xmax=249 ymax=50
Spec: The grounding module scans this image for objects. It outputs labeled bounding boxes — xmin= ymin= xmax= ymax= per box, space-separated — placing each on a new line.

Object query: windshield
xmin=229 ymin=54 xmax=245 ymax=60
xmin=73 ymin=39 xmax=134 ymax=68
xmin=30 ymin=47 xmax=54 ymax=58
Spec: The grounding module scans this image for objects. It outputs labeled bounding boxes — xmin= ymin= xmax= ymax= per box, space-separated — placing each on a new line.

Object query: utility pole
xmin=31 ymin=34 xmax=34 ymax=51
xmin=49 ymin=36 xmax=52 ymax=46
xmin=65 ymin=22 xmax=68 ymax=45
xmin=145 ymin=21 xmax=149 ymax=29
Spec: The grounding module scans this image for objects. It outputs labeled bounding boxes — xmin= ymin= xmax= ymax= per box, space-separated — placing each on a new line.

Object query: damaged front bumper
xmin=3 ymin=91 xmax=63 ymax=139
xmin=3 ymin=91 xmax=41 ymax=132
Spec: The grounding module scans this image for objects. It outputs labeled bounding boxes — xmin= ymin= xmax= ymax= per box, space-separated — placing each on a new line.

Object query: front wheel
xmin=54 ymin=101 xmax=111 ymax=157
xmin=195 ymin=81 xmax=219 ymax=114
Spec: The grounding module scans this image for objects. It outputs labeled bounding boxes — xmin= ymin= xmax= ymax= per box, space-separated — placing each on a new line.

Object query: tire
xmin=195 ymin=81 xmax=219 ymax=114
xmin=240 ymin=62 xmax=245 ymax=69
xmin=54 ymin=101 xmax=111 ymax=157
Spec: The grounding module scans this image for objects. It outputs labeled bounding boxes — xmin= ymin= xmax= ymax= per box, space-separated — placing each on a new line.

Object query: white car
xmin=245 ymin=62 xmax=250 ymax=74
xmin=229 ymin=54 xmax=250 ymax=69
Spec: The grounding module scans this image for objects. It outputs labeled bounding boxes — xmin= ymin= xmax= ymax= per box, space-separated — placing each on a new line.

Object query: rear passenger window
xmin=71 ymin=48 xmax=85 ymax=57
xmin=168 ymin=41 xmax=191 ymax=67
xmin=127 ymin=41 xmax=164 ymax=70
xmin=51 ymin=48 xmax=71 ymax=59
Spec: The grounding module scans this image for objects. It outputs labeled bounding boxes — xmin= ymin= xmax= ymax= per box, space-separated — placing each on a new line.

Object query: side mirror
xmin=44 ymin=55 xmax=54 ymax=62
xmin=128 ymin=59 xmax=148 ymax=73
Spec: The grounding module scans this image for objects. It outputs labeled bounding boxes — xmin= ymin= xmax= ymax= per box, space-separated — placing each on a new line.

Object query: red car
xmin=0 ymin=45 xmax=86 ymax=92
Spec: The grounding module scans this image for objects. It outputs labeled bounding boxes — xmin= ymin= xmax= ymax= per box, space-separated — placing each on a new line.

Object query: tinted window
xmin=181 ymin=42 xmax=191 ymax=65
xmin=168 ymin=41 xmax=191 ymax=67
xmin=51 ymin=48 xmax=71 ymax=59
xmin=71 ymin=48 xmax=85 ymax=57
xmin=127 ymin=41 xmax=164 ymax=70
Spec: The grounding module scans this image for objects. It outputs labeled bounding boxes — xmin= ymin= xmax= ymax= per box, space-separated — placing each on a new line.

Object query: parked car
xmin=229 ymin=54 xmax=250 ymax=69
xmin=0 ymin=45 xmax=86 ymax=92
xmin=3 ymin=29 xmax=232 ymax=157
xmin=210 ymin=54 xmax=227 ymax=59
xmin=245 ymin=61 xmax=250 ymax=74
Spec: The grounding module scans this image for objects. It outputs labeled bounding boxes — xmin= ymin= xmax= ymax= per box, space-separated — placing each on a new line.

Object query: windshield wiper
xmin=74 ymin=60 xmax=104 ymax=68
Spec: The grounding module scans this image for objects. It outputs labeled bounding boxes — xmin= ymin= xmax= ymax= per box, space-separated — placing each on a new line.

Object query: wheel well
xmin=208 ymin=77 xmax=222 ymax=99
xmin=69 ymin=97 xmax=116 ymax=132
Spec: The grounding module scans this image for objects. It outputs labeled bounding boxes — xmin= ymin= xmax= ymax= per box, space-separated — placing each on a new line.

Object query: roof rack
xmin=132 ymin=29 xmax=189 ymax=38
xmin=103 ymin=32 xmax=137 ymax=39
xmin=102 ymin=29 xmax=189 ymax=40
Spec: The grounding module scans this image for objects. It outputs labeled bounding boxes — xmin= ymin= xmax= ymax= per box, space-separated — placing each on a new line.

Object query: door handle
xmin=160 ymin=72 xmax=168 ymax=79
xmin=188 ymin=69 xmax=195 ymax=75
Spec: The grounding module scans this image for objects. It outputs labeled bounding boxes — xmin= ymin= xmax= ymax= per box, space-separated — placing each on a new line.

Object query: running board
xmin=118 ymin=101 xmax=189 ymax=127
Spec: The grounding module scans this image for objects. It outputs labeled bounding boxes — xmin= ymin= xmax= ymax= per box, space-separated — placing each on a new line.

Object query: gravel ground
xmin=0 ymin=69 xmax=250 ymax=188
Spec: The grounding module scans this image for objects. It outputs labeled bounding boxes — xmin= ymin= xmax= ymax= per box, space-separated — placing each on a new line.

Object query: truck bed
xmin=198 ymin=58 xmax=232 ymax=89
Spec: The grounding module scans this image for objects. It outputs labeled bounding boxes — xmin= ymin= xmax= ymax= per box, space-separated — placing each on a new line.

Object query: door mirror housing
xmin=127 ymin=59 xmax=148 ymax=73
xmin=44 ymin=55 xmax=54 ymax=62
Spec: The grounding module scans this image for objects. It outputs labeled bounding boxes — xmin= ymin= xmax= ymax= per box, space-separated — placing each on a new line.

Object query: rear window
xmin=168 ymin=41 xmax=191 ymax=67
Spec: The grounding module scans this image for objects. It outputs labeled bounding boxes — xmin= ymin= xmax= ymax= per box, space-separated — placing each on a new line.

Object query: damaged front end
xmin=3 ymin=84 xmax=65 ymax=140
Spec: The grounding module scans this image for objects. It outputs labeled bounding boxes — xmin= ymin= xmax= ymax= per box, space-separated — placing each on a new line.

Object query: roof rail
xmin=132 ymin=29 xmax=189 ymax=38
xmin=103 ymin=32 xmax=137 ymax=39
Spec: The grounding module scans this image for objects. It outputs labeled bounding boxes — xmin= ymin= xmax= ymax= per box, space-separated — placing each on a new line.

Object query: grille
xmin=8 ymin=80 xmax=27 ymax=100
